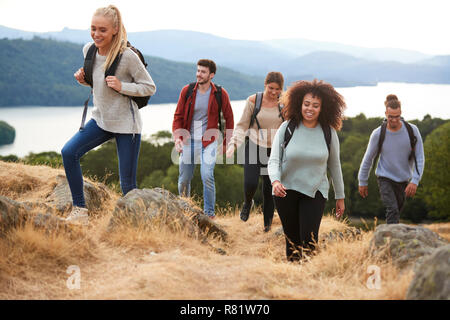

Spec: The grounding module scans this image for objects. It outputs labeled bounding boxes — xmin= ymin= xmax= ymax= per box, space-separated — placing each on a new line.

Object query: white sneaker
xmin=65 ymin=206 xmax=89 ymax=225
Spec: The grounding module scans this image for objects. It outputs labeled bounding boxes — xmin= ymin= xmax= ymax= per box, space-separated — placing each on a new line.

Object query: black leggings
xmin=244 ymin=139 xmax=274 ymax=227
xmin=274 ymin=190 xmax=326 ymax=262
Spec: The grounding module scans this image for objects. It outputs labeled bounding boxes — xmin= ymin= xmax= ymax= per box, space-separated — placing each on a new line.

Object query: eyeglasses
xmin=387 ymin=115 xmax=401 ymax=120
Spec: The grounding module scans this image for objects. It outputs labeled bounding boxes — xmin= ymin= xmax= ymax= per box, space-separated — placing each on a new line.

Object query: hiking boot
xmin=240 ymin=200 xmax=253 ymax=222
xmin=264 ymin=218 xmax=273 ymax=232
xmin=65 ymin=206 xmax=89 ymax=226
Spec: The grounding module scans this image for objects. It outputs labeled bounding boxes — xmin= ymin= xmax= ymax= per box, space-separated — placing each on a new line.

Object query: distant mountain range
xmin=0 ymin=37 xmax=265 ymax=106
xmin=1 ymin=25 xmax=449 ymax=84
xmin=0 ymin=25 xmax=449 ymax=107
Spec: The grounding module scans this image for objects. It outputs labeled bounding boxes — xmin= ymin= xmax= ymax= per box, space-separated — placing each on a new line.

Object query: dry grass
xmin=0 ymin=160 xmax=446 ymax=300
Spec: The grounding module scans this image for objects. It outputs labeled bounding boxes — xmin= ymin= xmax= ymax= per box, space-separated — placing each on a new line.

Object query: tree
xmin=419 ymin=122 xmax=450 ymax=220
xmin=0 ymin=120 xmax=15 ymax=145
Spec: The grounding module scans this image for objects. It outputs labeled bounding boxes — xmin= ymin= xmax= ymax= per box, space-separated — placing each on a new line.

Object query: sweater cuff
xmin=270 ymin=174 xmax=281 ymax=185
xmin=335 ymin=192 xmax=345 ymax=200
xmin=120 ymin=82 xmax=137 ymax=96
xmin=359 ymin=180 xmax=368 ymax=187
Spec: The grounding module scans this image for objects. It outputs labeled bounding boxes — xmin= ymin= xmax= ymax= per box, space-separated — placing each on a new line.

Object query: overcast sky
xmin=1 ymin=0 xmax=449 ymax=55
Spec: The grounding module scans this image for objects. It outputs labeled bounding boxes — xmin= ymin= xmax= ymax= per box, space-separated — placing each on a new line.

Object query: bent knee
xmin=61 ymin=144 xmax=76 ymax=160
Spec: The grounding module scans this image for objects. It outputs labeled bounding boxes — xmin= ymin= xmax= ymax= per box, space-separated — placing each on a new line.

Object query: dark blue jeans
xmin=61 ymin=119 xmax=141 ymax=208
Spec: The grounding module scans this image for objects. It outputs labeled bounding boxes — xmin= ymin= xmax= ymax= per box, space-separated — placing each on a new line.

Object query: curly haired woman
xmin=268 ymin=79 xmax=346 ymax=262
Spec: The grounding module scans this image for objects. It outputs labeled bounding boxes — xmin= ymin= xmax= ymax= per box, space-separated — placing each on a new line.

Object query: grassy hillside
xmin=1 ymin=160 xmax=449 ymax=300
xmin=0 ymin=37 xmax=263 ymax=106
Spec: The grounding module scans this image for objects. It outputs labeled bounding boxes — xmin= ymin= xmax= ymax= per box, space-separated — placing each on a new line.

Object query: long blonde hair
xmin=93 ymin=5 xmax=127 ymax=71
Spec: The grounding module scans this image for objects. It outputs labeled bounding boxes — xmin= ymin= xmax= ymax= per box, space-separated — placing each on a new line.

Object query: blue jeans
xmin=61 ymin=119 xmax=141 ymax=208
xmin=178 ymin=140 xmax=217 ymax=216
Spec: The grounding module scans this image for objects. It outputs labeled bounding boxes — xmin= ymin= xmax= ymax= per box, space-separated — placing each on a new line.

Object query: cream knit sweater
xmin=81 ymin=42 xmax=156 ymax=134
xmin=229 ymin=97 xmax=284 ymax=149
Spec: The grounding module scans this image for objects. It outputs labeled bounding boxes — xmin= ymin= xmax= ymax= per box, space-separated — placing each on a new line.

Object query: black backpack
xmin=184 ymin=82 xmax=225 ymax=135
xmin=79 ymin=42 xmax=150 ymax=130
xmin=374 ymin=117 xmax=419 ymax=175
xmin=249 ymin=92 xmax=285 ymax=130
xmin=282 ymin=120 xmax=332 ymax=152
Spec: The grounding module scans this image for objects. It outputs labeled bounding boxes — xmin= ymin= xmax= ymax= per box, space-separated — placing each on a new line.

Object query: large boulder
xmin=369 ymin=223 xmax=448 ymax=270
xmin=47 ymin=174 xmax=111 ymax=212
xmin=0 ymin=195 xmax=29 ymax=235
xmin=109 ymin=188 xmax=228 ymax=242
xmin=0 ymin=196 xmax=67 ymax=235
xmin=406 ymin=244 xmax=450 ymax=300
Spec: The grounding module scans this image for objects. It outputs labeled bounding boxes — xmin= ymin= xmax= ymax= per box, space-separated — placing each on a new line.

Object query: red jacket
xmin=172 ymin=82 xmax=234 ymax=148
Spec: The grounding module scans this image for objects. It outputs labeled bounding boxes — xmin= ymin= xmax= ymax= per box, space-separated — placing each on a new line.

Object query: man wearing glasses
xmin=357 ymin=94 xmax=425 ymax=224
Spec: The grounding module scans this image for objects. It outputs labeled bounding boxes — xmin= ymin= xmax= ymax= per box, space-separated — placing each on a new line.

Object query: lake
xmin=1 ymin=82 xmax=449 ymax=157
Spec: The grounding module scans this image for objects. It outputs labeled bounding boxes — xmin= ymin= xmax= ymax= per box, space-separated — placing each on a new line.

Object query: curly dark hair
xmin=280 ymin=79 xmax=346 ymax=130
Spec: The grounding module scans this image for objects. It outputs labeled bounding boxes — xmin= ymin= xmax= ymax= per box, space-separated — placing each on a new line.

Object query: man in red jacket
xmin=172 ymin=59 xmax=234 ymax=218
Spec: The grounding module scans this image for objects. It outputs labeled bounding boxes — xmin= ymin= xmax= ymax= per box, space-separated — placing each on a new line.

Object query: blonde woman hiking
xmin=62 ymin=5 xmax=156 ymax=225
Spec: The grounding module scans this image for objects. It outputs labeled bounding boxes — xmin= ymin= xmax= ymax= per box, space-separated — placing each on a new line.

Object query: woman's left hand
xmin=105 ymin=76 xmax=122 ymax=92
xmin=335 ymin=199 xmax=345 ymax=219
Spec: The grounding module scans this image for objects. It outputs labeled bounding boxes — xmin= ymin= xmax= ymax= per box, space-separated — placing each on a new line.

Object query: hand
xmin=105 ymin=76 xmax=122 ymax=92
xmin=226 ymin=145 xmax=235 ymax=158
xmin=335 ymin=199 xmax=345 ymax=219
xmin=359 ymin=186 xmax=368 ymax=198
xmin=74 ymin=67 xmax=87 ymax=85
xmin=405 ymin=183 xmax=417 ymax=198
xmin=272 ymin=181 xmax=287 ymax=197
xmin=175 ymin=138 xmax=183 ymax=153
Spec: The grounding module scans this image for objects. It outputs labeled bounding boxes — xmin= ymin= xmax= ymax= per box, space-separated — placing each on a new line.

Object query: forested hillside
xmin=0 ymin=37 xmax=264 ymax=106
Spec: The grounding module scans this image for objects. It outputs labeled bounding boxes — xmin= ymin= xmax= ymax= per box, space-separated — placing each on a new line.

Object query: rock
xmin=32 ymin=213 xmax=67 ymax=233
xmin=320 ymin=227 xmax=363 ymax=244
xmin=272 ymin=226 xmax=363 ymax=245
xmin=406 ymin=244 xmax=450 ymax=300
xmin=369 ymin=223 xmax=448 ymax=270
xmin=109 ymin=188 xmax=228 ymax=241
xmin=0 ymin=195 xmax=30 ymax=235
xmin=0 ymin=196 xmax=68 ymax=235
xmin=47 ymin=174 xmax=110 ymax=212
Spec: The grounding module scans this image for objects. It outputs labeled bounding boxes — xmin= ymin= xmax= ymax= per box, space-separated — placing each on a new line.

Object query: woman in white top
xmin=61 ymin=5 xmax=156 ymax=225
xmin=226 ymin=72 xmax=285 ymax=232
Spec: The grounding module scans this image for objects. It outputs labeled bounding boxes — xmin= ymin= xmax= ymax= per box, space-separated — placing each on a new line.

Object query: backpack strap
xmin=79 ymin=44 xmax=97 ymax=130
xmin=184 ymin=82 xmax=197 ymax=128
xmin=373 ymin=119 xmax=388 ymax=167
xmin=401 ymin=118 xmax=420 ymax=175
xmin=322 ymin=124 xmax=331 ymax=153
xmin=249 ymin=92 xmax=263 ymax=130
xmin=83 ymin=44 xmax=97 ymax=87
xmin=105 ymin=52 xmax=122 ymax=77
xmin=214 ymin=84 xmax=224 ymax=133
xmin=278 ymin=103 xmax=285 ymax=121
xmin=282 ymin=120 xmax=297 ymax=149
